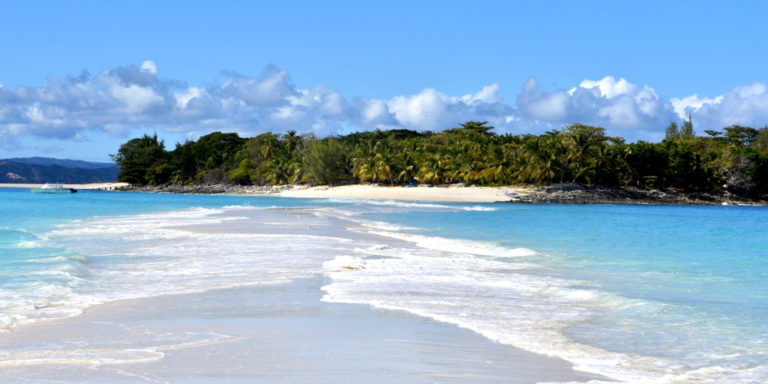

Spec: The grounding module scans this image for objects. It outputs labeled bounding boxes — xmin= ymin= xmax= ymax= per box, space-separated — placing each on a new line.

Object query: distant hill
xmin=3 ymin=157 xmax=116 ymax=170
xmin=0 ymin=157 xmax=119 ymax=183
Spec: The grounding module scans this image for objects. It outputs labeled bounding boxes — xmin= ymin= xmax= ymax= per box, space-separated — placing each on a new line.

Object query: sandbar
xmin=0 ymin=204 xmax=605 ymax=383
xmin=0 ymin=279 xmax=601 ymax=383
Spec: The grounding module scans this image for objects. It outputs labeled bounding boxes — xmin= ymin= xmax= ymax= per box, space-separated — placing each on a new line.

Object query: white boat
xmin=30 ymin=183 xmax=78 ymax=194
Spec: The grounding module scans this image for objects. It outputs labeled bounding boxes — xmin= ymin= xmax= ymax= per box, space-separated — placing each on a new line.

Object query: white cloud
xmin=359 ymin=99 xmax=396 ymax=126
xmin=575 ymin=76 xmax=636 ymax=98
xmin=677 ymin=82 xmax=768 ymax=130
xmin=383 ymin=85 xmax=515 ymax=133
xmin=2 ymin=62 xmax=768 ymax=148
xmin=670 ymin=94 xmax=723 ymax=118
xmin=387 ymin=88 xmax=450 ymax=131
xmin=518 ymin=78 xmax=570 ymax=121
xmin=174 ymin=86 xmax=204 ymax=109
xmin=517 ymin=76 xmax=678 ymax=139
xmin=216 ymin=67 xmax=296 ymax=106
xmin=109 ymin=82 xmax=164 ymax=115
xmin=140 ymin=60 xmax=157 ymax=75
xmin=461 ymin=83 xmax=503 ymax=104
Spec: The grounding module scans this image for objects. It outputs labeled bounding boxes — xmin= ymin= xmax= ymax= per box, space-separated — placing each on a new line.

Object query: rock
xmin=509 ymin=184 xmax=734 ymax=205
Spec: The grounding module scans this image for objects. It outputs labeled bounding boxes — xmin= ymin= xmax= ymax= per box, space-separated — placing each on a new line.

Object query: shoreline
xmin=0 ymin=204 xmax=606 ymax=383
xmin=117 ymin=182 xmax=764 ymax=205
xmin=0 ymin=279 xmax=603 ymax=383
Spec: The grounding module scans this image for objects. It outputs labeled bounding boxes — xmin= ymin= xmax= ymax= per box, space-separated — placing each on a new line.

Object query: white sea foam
xmin=14 ymin=240 xmax=45 ymax=249
xmin=359 ymin=220 xmax=421 ymax=232
xmin=0 ymin=331 xmax=239 ymax=367
xmin=0 ymin=205 xmax=352 ymax=334
xmin=323 ymin=255 xmax=366 ymax=271
xmin=321 ymin=249 xmax=666 ymax=382
xmin=461 ymin=205 xmax=498 ymax=211
xmin=365 ymin=230 xmax=536 ymax=258
xmin=320 ymin=225 xmax=763 ymax=383
xmin=328 ymin=198 xmax=498 ymax=212
xmin=332 ymin=199 xmax=456 ymax=210
xmin=363 ymin=199 xmax=499 ymax=212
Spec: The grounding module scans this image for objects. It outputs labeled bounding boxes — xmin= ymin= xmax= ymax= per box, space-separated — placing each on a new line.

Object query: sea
xmin=0 ymin=187 xmax=766 ymax=383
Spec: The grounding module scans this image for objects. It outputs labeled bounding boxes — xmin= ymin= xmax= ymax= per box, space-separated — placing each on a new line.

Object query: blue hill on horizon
xmin=1 ymin=157 xmax=116 ymax=169
xmin=0 ymin=157 xmax=119 ymax=183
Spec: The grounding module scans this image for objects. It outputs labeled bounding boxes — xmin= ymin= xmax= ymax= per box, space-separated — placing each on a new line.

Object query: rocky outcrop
xmin=506 ymin=184 xmax=754 ymax=205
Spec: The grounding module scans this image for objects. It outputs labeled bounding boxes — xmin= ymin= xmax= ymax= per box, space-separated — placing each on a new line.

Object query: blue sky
xmin=1 ymin=0 xmax=767 ymax=161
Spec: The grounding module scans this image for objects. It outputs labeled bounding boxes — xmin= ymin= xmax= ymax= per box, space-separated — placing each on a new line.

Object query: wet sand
xmin=0 ymin=277 xmax=602 ymax=384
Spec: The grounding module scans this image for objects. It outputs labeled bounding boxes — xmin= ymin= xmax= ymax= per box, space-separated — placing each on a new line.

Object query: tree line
xmin=112 ymin=120 xmax=768 ymax=199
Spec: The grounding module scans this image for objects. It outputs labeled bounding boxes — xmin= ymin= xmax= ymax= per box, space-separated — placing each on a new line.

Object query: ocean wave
xmin=460 ymin=205 xmax=498 ymax=211
xmin=13 ymin=240 xmax=46 ymax=249
xmin=320 ymin=240 xmax=766 ymax=383
xmin=0 ymin=206 xmax=352 ymax=333
xmin=359 ymin=221 xmax=422 ymax=232
xmin=365 ymin=230 xmax=536 ymax=258
xmin=326 ymin=198 xmax=498 ymax=212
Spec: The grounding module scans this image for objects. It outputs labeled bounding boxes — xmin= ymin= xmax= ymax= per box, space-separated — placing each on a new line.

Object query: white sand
xmin=277 ymin=184 xmax=532 ymax=202
xmin=0 ymin=279 xmax=601 ymax=383
xmin=0 ymin=182 xmax=128 ymax=190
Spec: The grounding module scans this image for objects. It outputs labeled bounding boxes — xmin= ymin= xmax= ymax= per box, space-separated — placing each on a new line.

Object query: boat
xmin=30 ymin=183 xmax=78 ymax=194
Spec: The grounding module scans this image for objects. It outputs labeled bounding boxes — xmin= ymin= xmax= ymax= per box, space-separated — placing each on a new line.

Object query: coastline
xmin=3 ymin=186 xmax=763 ymax=381
xmin=118 ymin=182 xmax=763 ymax=205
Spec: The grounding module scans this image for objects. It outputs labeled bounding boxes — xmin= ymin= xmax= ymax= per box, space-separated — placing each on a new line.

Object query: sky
xmin=1 ymin=1 xmax=767 ymax=162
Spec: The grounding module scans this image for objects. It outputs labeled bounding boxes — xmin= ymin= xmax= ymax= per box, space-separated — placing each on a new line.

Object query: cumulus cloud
xmin=1 ymin=62 xmax=767 ymax=148
xmin=0 ymin=63 xmax=518 ymax=142
xmin=671 ymin=83 xmax=768 ymax=131
xmin=517 ymin=78 xmax=569 ymax=121
xmin=517 ymin=76 xmax=678 ymax=139
xmin=140 ymin=60 xmax=157 ymax=75
xmin=385 ymin=85 xmax=516 ymax=132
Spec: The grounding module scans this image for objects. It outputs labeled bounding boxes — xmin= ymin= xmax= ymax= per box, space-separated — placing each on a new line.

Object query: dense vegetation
xmin=112 ymin=120 xmax=768 ymax=199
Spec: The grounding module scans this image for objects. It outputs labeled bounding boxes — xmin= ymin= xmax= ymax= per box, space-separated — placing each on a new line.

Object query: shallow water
xmin=1 ymin=188 xmax=765 ymax=383
xmin=341 ymin=202 xmax=768 ymax=383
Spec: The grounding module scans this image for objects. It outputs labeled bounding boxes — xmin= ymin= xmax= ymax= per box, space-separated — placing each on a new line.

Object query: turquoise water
xmin=355 ymin=202 xmax=768 ymax=382
xmin=0 ymin=188 xmax=325 ymax=329
xmin=1 ymin=188 xmax=766 ymax=383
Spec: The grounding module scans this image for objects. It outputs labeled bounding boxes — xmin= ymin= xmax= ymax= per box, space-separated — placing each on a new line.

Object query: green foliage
xmin=112 ymin=121 xmax=768 ymax=199
xmin=170 ymin=132 xmax=245 ymax=183
xmin=303 ymin=138 xmax=349 ymax=185
xmin=665 ymin=122 xmax=680 ymax=141
xmin=111 ymin=133 xmax=168 ymax=186
xmin=681 ymin=115 xmax=695 ymax=140
xmin=227 ymin=159 xmax=253 ymax=185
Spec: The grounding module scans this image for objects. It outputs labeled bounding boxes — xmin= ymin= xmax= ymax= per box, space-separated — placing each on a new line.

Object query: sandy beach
xmin=275 ymin=184 xmax=531 ymax=202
